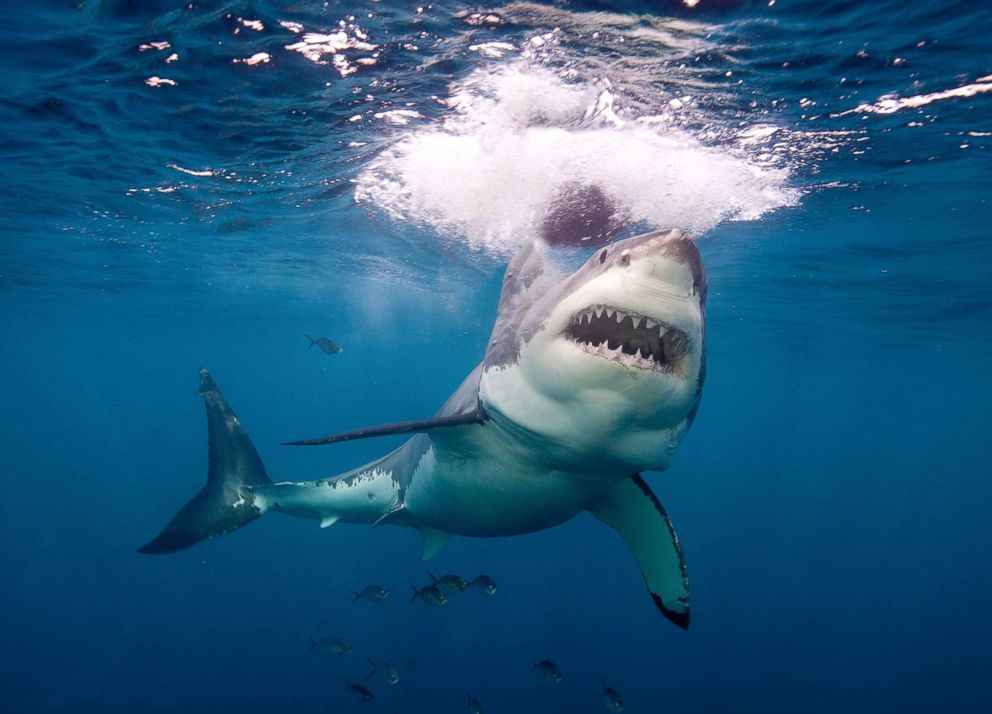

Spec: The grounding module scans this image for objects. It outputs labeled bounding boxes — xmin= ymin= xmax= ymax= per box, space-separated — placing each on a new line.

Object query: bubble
xmin=356 ymin=66 xmax=799 ymax=254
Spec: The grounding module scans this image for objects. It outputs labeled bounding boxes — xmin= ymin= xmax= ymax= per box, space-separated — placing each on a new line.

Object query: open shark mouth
xmin=564 ymin=305 xmax=688 ymax=373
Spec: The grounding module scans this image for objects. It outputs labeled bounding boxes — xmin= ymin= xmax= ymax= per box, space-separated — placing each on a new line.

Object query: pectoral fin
xmin=418 ymin=527 xmax=452 ymax=561
xmin=283 ymin=409 xmax=486 ymax=447
xmin=589 ymin=475 xmax=690 ymax=629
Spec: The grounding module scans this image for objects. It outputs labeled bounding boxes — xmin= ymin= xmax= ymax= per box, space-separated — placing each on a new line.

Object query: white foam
xmin=144 ymin=76 xmax=177 ymax=88
xmin=373 ymin=109 xmax=423 ymax=126
xmin=355 ymin=66 xmax=799 ymax=255
xmin=468 ymin=42 xmax=517 ymax=58
xmin=832 ymin=76 xmax=992 ymax=117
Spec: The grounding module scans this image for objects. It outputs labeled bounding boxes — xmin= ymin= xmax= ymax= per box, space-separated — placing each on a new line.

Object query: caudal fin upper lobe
xmin=138 ymin=369 xmax=272 ymax=554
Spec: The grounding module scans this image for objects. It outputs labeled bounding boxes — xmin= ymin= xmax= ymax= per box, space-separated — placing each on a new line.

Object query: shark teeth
xmin=564 ymin=305 xmax=687 ymax=373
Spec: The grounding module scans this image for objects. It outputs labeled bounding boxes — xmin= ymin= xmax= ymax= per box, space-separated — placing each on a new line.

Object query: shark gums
xmin=139 ymin=229 xmax=706 ymax=629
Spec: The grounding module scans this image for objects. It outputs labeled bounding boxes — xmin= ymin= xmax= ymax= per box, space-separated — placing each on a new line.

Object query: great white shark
xmin=139 ymin=228 xmax=707 ymax=629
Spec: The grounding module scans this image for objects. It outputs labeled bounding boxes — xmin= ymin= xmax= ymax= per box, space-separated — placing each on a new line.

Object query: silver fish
xmin=429 ymin=571 xmax=469 ymax=594
xmin=410 ymin=583 xmax=448 ymax=605
xmin=470 ymin=575 xmax=497 ymax=596
xmin=309 ymin=636 xmax=351 ymax=654
xmin=366 ymin=657 xmax=400 ymax=685
xmin=352 ymin=584 xmax=390 ymax=602
xmin=306 ymin=334 xmax=343 ymax=354
xmin=602 ymin=679 xmax=624 ymax=713
xmin=345 ymin=677 xmax=374 ymax=702
xmin=534 ymin=660 xmax=562 ymax=683
xmin=466 ymin=690 xmax=483 ymax=714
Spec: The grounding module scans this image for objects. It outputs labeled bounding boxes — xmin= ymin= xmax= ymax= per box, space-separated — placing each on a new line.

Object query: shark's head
xmin=480 ymin=229 xmax=706 ymax=473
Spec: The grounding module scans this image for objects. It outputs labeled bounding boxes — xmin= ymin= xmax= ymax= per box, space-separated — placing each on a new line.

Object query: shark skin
xmin=139 ymin=229 xmax=707 ymax=629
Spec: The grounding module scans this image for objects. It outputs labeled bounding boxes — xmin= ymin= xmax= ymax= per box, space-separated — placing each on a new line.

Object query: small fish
xmin=465 ymin=690 xmax=484 ymax=714
xmin=366 ymin=657 xmax=400 ymax=685
xmin=470 ymin=574 xmax=497 ymax=596
xmin=309 ymin=636 xmax=352 ymax=654
xmin=534 ymin=660 xmax=562 ymax=683
xmin=352 ymin=584 xmax=390 ymax=602
xmin=429 ymin=571 xmax=469 ymax=594
xmin=306 ymin=334 xmax=343 ymax=354
xmin=345 ymin=677 xmax=374 ymax=702
xmin=602 ymin=679 xmax=624 ymax=713
xmin=410 ymin=583 xmax=448 ymax=605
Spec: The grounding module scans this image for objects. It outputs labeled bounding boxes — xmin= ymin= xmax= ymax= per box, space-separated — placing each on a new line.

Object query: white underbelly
xmin=403 ymin=443 xmax=607 ymax=537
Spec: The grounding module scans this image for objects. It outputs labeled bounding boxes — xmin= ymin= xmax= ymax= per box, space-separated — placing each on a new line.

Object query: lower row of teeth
xmin=582 ymin=341 xmax=657 ymax=361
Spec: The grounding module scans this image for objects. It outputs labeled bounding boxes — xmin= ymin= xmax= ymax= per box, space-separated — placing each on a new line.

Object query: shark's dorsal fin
xmin=589 ymin=474 xmax=690 ymax=629
xmin=283 ymin=409 xmax=485 ymax=447
xmin=496 ymin=241 xmax=547 ymax=316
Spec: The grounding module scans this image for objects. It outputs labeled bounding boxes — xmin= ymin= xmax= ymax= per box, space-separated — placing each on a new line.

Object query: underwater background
xmin=1 ymin=0 xmax=990 ymax=712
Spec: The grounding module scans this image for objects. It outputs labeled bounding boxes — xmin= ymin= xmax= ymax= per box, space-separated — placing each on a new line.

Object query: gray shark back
xmin=483 ymin=242 xmax=553 ymax=370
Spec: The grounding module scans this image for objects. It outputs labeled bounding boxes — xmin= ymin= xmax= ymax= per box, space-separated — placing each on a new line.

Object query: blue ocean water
xmin=1 ymin=0 xmax=990 ymax=711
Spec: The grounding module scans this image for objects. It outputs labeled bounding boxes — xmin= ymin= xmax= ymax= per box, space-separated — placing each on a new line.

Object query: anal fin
xmin=589 ymin=474 xmax=690 ymax=629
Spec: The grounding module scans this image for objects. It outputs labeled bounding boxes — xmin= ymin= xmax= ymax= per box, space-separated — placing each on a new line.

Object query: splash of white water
xmin=355 ymin=66 xmax=799 ymax=254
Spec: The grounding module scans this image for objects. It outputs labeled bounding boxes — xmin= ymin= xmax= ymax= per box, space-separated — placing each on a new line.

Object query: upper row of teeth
xmin=576 ymin=307 xmax=661 ymax=331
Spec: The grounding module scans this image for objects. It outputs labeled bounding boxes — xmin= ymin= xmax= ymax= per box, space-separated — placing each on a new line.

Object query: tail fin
xmin=428 ymin=571 xmax=439 ymax=585
xmin=310 ymin=637 xmax=318 ymax=651
xmin=351 ymin=590 xmax=361 ymax=602
xmin=305 ymin=334 xmax=315 ymax=349
xmin=365 ymin=657 xmax=378 ymax=680
xmin=410 ymin=585 xmax=420 ymax=602
xmin=138 ymin=369 xmax=273 ymax=554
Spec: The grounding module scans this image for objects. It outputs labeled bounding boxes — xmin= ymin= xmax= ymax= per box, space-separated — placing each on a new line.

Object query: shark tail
xmin=305 ymin=334 xmax=315 ymax=349
xmin=138 ymin=369 xmax=273 ymax=554
xmin=365 ymin=657 xmax=378 ymax=680
xmin=351 ymin=591 xmax=361 ymax=602
xmin=410 ymin=585 xmax=420 ymax=602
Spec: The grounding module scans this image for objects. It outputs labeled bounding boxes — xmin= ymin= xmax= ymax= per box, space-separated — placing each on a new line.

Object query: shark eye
xmin=599 ymin=250 xmax=607 ymax=264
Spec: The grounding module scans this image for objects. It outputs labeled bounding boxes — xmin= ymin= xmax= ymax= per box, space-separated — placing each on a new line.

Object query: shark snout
xmin=662 ymin=234 xmax=706 ymax=302
xmin=626 ymin=230 xmax=706 ymax=303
